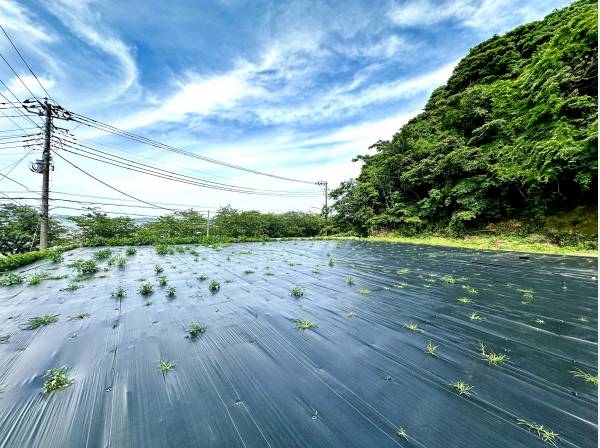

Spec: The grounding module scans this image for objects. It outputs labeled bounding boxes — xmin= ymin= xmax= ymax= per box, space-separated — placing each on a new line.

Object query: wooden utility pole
xmin=39 ymin=101 xmax=52 ymax=249
xmin=317 ymin=180 xmax=328 ymax=234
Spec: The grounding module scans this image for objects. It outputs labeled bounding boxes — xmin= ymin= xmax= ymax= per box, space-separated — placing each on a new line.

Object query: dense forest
xmin=330 ymin=0 xmax=597 ymax=236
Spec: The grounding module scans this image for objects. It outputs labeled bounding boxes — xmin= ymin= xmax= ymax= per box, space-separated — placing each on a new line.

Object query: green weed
xmin=450 ymin=380 xmax=474 ymax=397
xmin=0 ymin=273 xmax=23 ymax=286
xmin=116 ymin=256 xmax=127 ymax=267
xmin=143 ymin=300 xmax=153 ymax=307
xmin=328 ymin=258 xmax=335 ymax=267
xmin=469 ymin=312 xmax=485 ymax=321
xmin=346 ymin=311 xmax=355 ymax=318
xmin=462 ymin=285 xmax=478 ymax=294
xmin=70 ymin=259 xmax=98 ymax=274
xmin=403 ymin=322 xmax=419 ymax=332
xmin=27 ymin=271 xmax=49 ymax=285
xmin=517 ymin=418 xmax=558 ymax=446
xmin=346 ymin=276 xmax=355 ymax=286
xmin=187 ymin=322 xmax=206 ymax=338
xmin=43 ymin=366 xmax=74 ymax=393
xmin=155 ymin=244 xmax=174 ymax=255
xmin=397 ymin=268 xmax=411 ymax=274
xmin=312 ymin=266 xmax=321 ymax=274
xmin=396 ymin=427 xmax=408 ymax=439
xmin=94 ymin=249 xmax=112 ymax=260
xmin=457 ymin=297 xmax=472 ymax=304
xmin=48 ymin=252 xmax=64 ymax=263
xmin=442 ymin=275 xmax=456 ymax=284
xmin=425 ymin=341 xmax=438 ymax=357
xmin=138 ymin=282 xmax=154 ymax=295
xmin=479 ymin=343 xmax=509 ymax=365
xmin=0 ymin=335 xmax=9 ymax=344
xmin=126 ymin=247 xmax=137 ymax=255
xmin=158 ymin=275 xmax=168 ymax=286
xmin=208 ymin=280 xmax=220 ymax=293
xmin=112 ymin=287 xmax=126 ymax=299
xmin=159 ymin=360 xmax=176 ymax=373
xmin=65 ymin=281 xmax=81 ymax=291
xmin=243 ymin=269 xmax=255 ymax=274
xmin=295 ymin=319 xmax=315 ymax=330
xmin=197 ymin=274 xmax=207 ymax=281
xmin=154 ymin=265 xmax=164 ymax=274
xmin=519 ymin=288 xmax=535 ymax=304
xmin=570 ymin=368 xmax=598 ymax=385
xmin=25 ymin=315 xmax=59 ymax=330
xmin=290 ymin=286 xmax=304 ymax=298
xmin=166 ymin=287 xmax=176 ymax=298
xmin=355 ymin=289 xmax=370 ymax=295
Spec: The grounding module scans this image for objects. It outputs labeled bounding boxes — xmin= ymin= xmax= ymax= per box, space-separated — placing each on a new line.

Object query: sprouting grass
xmin=116 ymin=256 xmax=127 ymax=267
xmin=518 ymin=288 xmax=535 ymax=304
xmin=442 ymin=275 xmax=456 ymax=284
xmin=570 ymin=368 xmax=598 ymax=385
xmin=295 ymin=319 xmax=315 ymax=330
xmin=143 ymin=300 xmax=153 ymax=307
xmin=239 ymin=250 xmax=252 ymax=255
xmin=243 ymin=269 xmax=255 ymax=274
xmin=450 ymin=380 xmax=474 ymax=397
xmin=396 ymin=427 xmax=408 ymax=439
xmin=403 ymin=322 xmax=419 ymax=332
xmin=166 ymin=287 xmax=176 ymax=298
xmin=126 ymin=247 xmax=137 ymax=255
xmin=396 ymin=268 xmax=411 ymax=274
xmin=155 ymin=244 xmax=174 ymax=255
xmin=65 ymin=281 xmax=81 ymax=291
xmin=0 ymin=273 xmax=23 ymax=286
xmin=197 ymin=274 xmax=207 ymax=281
xmin=457 ymin=297 xmax=472 ymax=304
xmin=479 ymin=342 xmax=509 ymax=366
xmin=312 ymin=266 xmax=321 ymax=274
xmin=534 ymin=318 xmax=545 ymax=325
xmin=328 ymin=258 xmax=335 ymax=267
xmin=462 ymin=285 xmax=478 ymax=294
xmin=154 ymin=265 xmax=164 ymax=274
xmin=26 ymin=271 xmax=49 ymax=286
xmin=346 ymin=311 xmax=355 ymax=318
xmin=517 ymin=418 xmax=559 ymax=446
xmin=138 ymin=282 xmax=154 ymax=295
xmin=43 ymin=366 xmax=74 ymax=393
xmin=48 ymin=251 xmax=64 ymax=263
xmin=68 ymin=312 xmax=91 ymax=321
xmin=425 ymin=341 xmax=438 ymax=357
xmin=158 ymin=275 xmax=168 ymax=286
xmin=290 ymin=286 xmax=304 ymax=298
xmin=355 ymin=289 xmax=371 ymax=295
xmin=469 ymin=312 xmax=485 ymax=321
xmin=69 ymin=259 xmax=98 ymax=274
xmin=112 ymin=286 xmax=126 ymax=299
xmin=25 ymin=314 xmax=59 ymax=330
xmin=346 ymin=276 xmax=355 ymax=286
xmin=0 ymin=335 xmax=9 ymax=344
xmin=208 ymin=280 xmax=220 ymax=293
xmin=94 ymin=249 xmax=112 ymax=260
xmin=187 ymin=322 xmax=206 ymax=338
xmin=159 ymin=360 xmax=176 ymax=373
xmin=394 ymin=282 xmax=407 ymax=289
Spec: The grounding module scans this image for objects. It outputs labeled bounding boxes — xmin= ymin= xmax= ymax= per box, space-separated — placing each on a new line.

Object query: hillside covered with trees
xmin=330 ymin=0 xmax=597 ymax=239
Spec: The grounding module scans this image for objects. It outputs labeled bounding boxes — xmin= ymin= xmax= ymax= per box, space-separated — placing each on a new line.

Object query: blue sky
xmin=0 ymin=0 xmax=572 ymax=215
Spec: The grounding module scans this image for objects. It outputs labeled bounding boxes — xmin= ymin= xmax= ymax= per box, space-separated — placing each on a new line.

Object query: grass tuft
xmin=159 ymin=360 xmax=176 ymax=373
xmin=328 ymin=258 xmax=335 ymax=267
xmin=396 ymin=427 xmax=408 ymax=439
xmin=65 ymin=281 xmax=81 ymax=291
xmin=158 ymin=275 xmax=168 ymax=286
xmin=425 ymin=341 xmax=438 ymax=357
xmin=94 ymin=249 xmax=112 ymax=260
xmin=112 ymin=286 xmax=126 ymax=299
xmin=197 ymin=274 xmax=207 ymax=281
xmin=138 ymin=282 xmax=154 ymax=295
xmin=295 ymin=319 xmax=315 ymax=330
xmin=166 ymin=286 xmax=176 ymax=298
xmin=290 ymin=286 xmax=304 ymax=298
xmin=479 ymin=342 xmax=509 ymax=366
xmin=0 ymin=334 xmax=10 ymax=344
xmin=154 ymin=265 xmax=164 ymax=274
xmin=209 ymin=280 xmax=220 ymax=293
xmin=403 ymin=322 xmax=419 ymax=332
xmin=469 ymin=312 xmax=485 ymax=321
xmin=450 ymin=380 xmax=474 ymax=397
xmin=25 ymin=314 xmax=59 ymax=330
xmin=517 ymin=418 xmax=559 ymax=446
xmin=570 ymin=368 xmax=598 ymax=385
xmin=69 ymin=259 xmax=98 ymax=274
xmin=457 ymin=297 xmax=472 ymax=304
xmin=48 ymin=252 xmax=64 ymax=263
xmin=26 ymin=271 xmax=49 ymax=286
xmin=346 ymin=276 xmax=355 ymax=286
xmin=126 ymin=247 xmax=137 ymax=255
xmin=187 ymin=322 xmax=206 ymax=338
xmin=243 ymin=269 xmax=255 ymax=274
xmin=43 ymin=366 xmax=74 ymax=393
xmin=355 ymin=289 xmax=371 ymax=295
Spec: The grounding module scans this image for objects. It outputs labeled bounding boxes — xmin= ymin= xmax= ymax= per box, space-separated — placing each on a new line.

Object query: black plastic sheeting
xmin=0 ymin=241 xmax=596 ymax=447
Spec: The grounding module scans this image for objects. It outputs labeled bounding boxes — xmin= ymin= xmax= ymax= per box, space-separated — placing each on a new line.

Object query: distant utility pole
xmin=316 ymin=180 xmax=328 ymax=234
xmin=206 ymin=210 xmax=210 ymax=237
xmin=39 ymin=101 xmax=52 ymax=249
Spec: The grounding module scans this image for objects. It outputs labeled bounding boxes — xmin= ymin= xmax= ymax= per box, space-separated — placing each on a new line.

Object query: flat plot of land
xmin=0 ymin=241 xmax=597 ymax=447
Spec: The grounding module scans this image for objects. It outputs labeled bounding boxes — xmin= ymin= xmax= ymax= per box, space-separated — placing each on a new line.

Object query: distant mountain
xmin=332 ymin=0 xmax=597 ymax=235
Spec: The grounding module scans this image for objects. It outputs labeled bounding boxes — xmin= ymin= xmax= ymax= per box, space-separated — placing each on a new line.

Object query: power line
xmin=57 ymin=138 xmax=320 ymax=197
xmin=69 ymin=112 xmax=318 ymax=185
xmin=52 ymin=150 xmax=176 ymax=212
xmin=0 ymin=25 xmax=55 ymax=102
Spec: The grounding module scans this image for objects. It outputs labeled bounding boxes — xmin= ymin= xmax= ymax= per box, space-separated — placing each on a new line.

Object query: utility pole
xmin=316 ymin=180 xmax=328 ymax=235
xmin=39 ymin=101 xmax=52 ymax=249
xmin=206 ymin=210 xmax=210 ymax=237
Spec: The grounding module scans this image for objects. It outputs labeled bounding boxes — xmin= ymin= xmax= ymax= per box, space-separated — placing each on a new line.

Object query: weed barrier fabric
xmin=0 ymin=241 xmax=596 ymax=447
